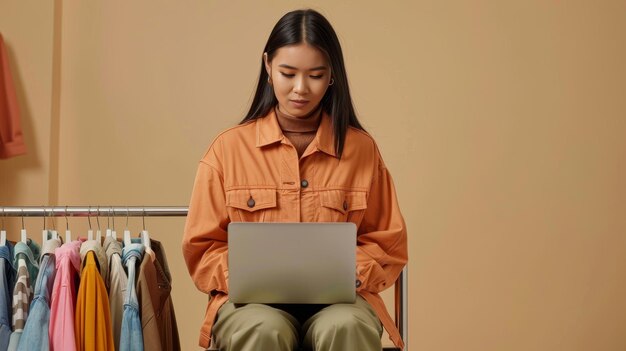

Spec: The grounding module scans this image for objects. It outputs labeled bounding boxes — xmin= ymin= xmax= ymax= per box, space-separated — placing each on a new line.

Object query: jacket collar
xmin=255 ymin=107 xmax=337 ymax=158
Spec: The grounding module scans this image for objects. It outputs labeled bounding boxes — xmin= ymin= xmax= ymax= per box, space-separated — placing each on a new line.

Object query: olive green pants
xmin=211 ymin=296 xmax=383 ymax=351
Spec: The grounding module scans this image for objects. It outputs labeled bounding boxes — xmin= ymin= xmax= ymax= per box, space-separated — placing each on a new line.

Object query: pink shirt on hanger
xmin=49 ymin=240 xmax=81 ymax=351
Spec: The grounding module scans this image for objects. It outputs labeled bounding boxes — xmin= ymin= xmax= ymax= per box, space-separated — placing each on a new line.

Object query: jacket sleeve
xmin=356 ymin=151 xmax=408 ymax=294
xmin=0 ymin=34 xmax=27 ymax=159
xmin=182 ymin=142 xmax=230 ymax=295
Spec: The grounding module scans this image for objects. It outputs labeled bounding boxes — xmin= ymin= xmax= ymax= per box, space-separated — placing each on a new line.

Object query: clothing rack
xmin=0 ymin=206 xmax=188 ymax=217
xmin=0 ymin=205 xmax=408 ymax=350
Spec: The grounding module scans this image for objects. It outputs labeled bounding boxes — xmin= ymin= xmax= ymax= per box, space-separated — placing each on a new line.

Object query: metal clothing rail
xmin=0 ymin=205 xmax=408 ymax=350
xmin=0 ymin=206 xmax=188 ymax=217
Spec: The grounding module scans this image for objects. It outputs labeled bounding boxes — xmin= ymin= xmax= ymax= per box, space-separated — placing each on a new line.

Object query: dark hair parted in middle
xmin=241 ymin=9 xmax=365 ymax=158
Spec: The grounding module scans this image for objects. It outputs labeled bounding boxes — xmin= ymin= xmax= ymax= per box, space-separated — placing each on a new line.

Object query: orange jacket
xmin=182 ymin=108 xmax=408 ymax=349
xmin=0 ymin=33 xmax=26 ymax=159
xmin=74 ymin=251 xmax=115 ymax=351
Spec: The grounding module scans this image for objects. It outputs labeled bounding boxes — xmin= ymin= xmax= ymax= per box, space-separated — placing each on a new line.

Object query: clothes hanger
xmin=105 ymin=206 xmax=112 ymax=238
xmin=53 ymin=209 xmax=59 ymax=240
xmin=87 ymin=206 xmax=94 ymax=241
xmin=1 ymin=208 xmax=7 ymax=246
xmin=141 ymin=208 xmax=151 ymax=250
xmin=42 ymin=206 xmax=48 ymax=245
xmin=123 ymin=207 xmax=131 ymax=247
xmin=111 ymin=206 xmax=117 ymax=240
xmin=20 ymin=209 xmax=27 ymax=243
xmin=42 ymin=207 xmax=58 ymax=244
xmin=64 ymin=206 xmax=71 ymax=243
xmin=95 ymin=206 xmax=102 ymax=243
xmin=50 ymin=208 xmax=58 ymax=241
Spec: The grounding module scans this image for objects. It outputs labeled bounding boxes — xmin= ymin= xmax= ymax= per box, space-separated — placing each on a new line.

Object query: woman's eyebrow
xmin=278 ymin=64 xmax=327 ymax=71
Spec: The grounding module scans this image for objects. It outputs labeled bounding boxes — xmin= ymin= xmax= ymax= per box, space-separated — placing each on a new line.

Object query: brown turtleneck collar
xmin=274 ymin=105 xmax=322 ymax=158
xmin=274 ymin=105 xmax=322 ymax=133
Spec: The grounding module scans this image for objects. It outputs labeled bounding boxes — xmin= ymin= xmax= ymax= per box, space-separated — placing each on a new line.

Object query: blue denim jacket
xmin=120 ymin=243 xmax=144 ymax=351
xmin=16 ymin=251 xmax=56 ymax=351
xmin=0 ymin=242 xmax=15 ymax=351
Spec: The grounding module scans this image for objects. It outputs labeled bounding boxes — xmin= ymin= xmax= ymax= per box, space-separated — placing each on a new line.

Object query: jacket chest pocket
xmin=226 ymin=187 xmax=277 ymax=222
xmin=319 ymin=190 xmax=368 ymax=224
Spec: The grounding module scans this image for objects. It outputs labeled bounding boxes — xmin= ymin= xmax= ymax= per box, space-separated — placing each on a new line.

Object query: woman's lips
xmin=290 ymin=100 xmax=309 ymax=108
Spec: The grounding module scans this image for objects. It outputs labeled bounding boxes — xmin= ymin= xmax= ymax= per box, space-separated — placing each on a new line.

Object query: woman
xmin=182 ymin=9 xmax=407 ymax=351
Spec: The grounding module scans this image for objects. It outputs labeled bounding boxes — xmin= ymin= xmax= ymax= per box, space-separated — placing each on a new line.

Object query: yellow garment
xmin=75 ymin=251 xmax=115 ymax=351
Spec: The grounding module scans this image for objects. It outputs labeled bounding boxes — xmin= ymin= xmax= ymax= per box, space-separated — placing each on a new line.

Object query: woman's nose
xmin=293 ymin=76 xmax=308 ymax=94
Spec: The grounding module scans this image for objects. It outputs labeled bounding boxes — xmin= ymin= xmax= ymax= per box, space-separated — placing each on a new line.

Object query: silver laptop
xmin=228 ymin=222 xmax=356 ymax=304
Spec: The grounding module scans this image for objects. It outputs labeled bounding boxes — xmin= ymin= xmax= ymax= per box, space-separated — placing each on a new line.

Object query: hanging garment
xmin=119 ymin=243 xmax=144 ymax=351
xmin=0 ymin=242 xmax=15 ymax=351
xmin=8 ymin=258 xmax=31 ymax=350
xmin=79 ymin=240 xmax=108 ymax=283
xmin=0 ymin=33 xmax=27 ymax=159
xmin=16 ymin=237 xmax=60 ymax=351
xmin=12 ymin=240 xmax=40 ymax=287
xmin=136 ymin=244 xmax=160 ymax=351
xmin=75 ymin=241 xmax=114 ymax=351
xmin=137 ymin=239 xmax=180 ymax=351
xmin=8 ymin=240 xmax=40 ymax=350
xmin=103 ymin=236 xmax=127 ymax=350
xmin=49 ymin=240 xmax=81 ymax=351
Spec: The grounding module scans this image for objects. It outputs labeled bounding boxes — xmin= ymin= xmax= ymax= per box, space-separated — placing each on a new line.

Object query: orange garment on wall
xmin=182 ymin=108 xmax=408 ymax=349
xmin=0 ymin=33 xmax=26 ymax=159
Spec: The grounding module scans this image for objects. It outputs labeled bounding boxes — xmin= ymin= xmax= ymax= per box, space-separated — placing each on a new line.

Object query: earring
xmin=267 ymin=75 xmax=272 ymax=85
xmin=329 ymin=78 xmax=335 ymax=86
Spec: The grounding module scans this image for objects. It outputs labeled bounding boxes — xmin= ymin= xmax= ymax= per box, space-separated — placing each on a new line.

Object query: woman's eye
xmin=310 ymin=75 xmax=324 ymax=79
xmin=280 ymin=72 xmax=295 ymax=78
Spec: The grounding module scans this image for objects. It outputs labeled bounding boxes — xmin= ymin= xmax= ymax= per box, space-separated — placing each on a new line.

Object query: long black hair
xmin=241 ymin=9 xmax=364 ymax=158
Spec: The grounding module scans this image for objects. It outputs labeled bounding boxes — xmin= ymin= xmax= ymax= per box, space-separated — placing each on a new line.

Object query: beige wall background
xmin=2 ymin=0 xmax=626 ymax=350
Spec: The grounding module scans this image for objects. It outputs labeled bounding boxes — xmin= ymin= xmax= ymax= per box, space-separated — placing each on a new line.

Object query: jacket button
xmin=343 ymin=200 xmax=348 ymax=211
xmin=355 ymin=279 xmax=362 ymax=288
xmin=301 ymin=179 xmax=309 ymax=188
xmin=247 ymin=197 xmax=255 ymax=208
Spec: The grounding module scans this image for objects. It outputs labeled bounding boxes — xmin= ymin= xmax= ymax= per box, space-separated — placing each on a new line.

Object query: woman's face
xmin=264 ymin=43 xmax=332 ymax=118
